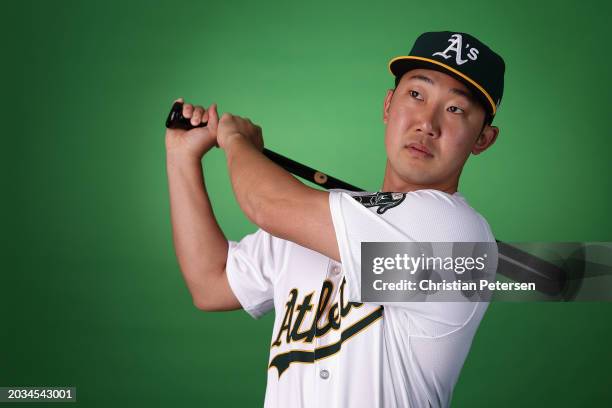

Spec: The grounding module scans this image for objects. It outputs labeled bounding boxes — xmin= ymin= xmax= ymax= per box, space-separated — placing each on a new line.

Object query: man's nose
xmin=415 ymin=106 xmax=440 ymax=138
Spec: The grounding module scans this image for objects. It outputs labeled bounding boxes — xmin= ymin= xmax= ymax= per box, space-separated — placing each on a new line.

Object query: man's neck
xmin=380 ymin=164 xmax=459 ymax=195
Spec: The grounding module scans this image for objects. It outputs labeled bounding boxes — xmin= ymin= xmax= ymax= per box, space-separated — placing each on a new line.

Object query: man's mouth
xmin=406 ymin=142 xmax=433 ymax=157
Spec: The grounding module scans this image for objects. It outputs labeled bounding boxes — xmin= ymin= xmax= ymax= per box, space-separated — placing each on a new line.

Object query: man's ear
xmin=472 ymin=125 xmax=500 ymax=155
xmin=383 ymin=89 xmax=394 ymax=124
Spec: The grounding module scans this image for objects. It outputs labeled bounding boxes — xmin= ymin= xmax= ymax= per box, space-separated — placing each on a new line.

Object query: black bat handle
xmin=165 ymin=101 xmax=209 ymax=130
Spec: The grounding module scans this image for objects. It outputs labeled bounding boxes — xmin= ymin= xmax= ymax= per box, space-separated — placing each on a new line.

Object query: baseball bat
xmin=165 ymin=102 xmax=361 ymax=191
xmin=165 ymin=101 xmax=583 ymax=299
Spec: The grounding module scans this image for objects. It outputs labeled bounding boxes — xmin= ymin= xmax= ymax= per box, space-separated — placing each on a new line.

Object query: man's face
xmin=383 ymin=68 xmax=499 ymax=192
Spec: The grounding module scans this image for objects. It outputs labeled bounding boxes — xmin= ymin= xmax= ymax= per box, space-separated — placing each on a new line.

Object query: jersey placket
xmin=314 ymin=261 xmax=344 ymax=408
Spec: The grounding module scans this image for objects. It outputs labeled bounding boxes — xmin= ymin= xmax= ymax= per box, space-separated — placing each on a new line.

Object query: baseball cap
xmin=388 ymin=31 xmax=505 ymax=120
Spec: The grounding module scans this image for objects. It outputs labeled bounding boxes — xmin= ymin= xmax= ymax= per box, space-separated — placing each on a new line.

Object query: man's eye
xmin=409 ymin=90 xmax=423 ymax=100
xmin=448 ymin=106 xmax=465 ymax=114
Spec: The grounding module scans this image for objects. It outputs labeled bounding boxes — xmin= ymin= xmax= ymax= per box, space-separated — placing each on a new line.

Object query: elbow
xmin=193 ymin=296 xmax=214 ymax=311
xmin=194 ymin=296 xmax=236 ymax=312
xmin=191 ymin=284 xmax=212 ymax=311
xmin=192 ymin=291 xmax=224 ymax=312
xmin=187 ymin=272 xmax=222 ymax=312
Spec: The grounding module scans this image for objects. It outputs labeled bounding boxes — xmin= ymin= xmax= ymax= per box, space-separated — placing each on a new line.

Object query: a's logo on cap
xmin=432 ymin=34 xmax=479 ymax=66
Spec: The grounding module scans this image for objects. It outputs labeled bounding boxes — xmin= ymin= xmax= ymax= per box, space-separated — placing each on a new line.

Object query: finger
xmin=191 ymin=106 xmax=204 ymax=126
xmin=183 ymin=103 xmax=193 ymax=118
xmin=207 ymin=103 xmax=219 ymax=129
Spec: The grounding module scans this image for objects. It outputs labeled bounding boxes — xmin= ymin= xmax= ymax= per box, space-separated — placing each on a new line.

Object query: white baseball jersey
xmin=225 ymin=188 xmax=498 ymax=408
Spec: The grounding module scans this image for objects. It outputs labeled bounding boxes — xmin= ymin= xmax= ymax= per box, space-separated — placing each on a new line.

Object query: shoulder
xmin=331 ymin=188 xmax=477 ymax=216
xmin=404 ymin=189 xmax=482 ymax=219
xmin=406 ymin=189 xmax=495 ymax=242
xmin=330 ymin=188 xmax=495 ymax=242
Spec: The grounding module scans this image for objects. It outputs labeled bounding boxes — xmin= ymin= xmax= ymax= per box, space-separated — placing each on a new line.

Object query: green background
xmin=2 ymin=0 xmax=611 ymax=406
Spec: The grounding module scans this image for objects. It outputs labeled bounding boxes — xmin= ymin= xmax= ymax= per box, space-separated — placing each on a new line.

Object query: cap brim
xmin=388 ymin=56 xmax=496 ymax=116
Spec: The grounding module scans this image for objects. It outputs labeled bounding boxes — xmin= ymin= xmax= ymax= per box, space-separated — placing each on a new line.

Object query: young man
xmin=166 ymin=31 xmax=505 ymax=407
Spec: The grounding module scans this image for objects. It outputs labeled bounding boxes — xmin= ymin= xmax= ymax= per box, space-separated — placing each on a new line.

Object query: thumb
xmin=208 ymin=103 xmax=219 ymax=132
xmin=208 ymin=103 xmax=220 ymax=148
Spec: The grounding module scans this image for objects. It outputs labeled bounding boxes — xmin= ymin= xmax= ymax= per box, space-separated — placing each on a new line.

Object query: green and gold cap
xmin=389 ymin=31 xmax=505 ymax=119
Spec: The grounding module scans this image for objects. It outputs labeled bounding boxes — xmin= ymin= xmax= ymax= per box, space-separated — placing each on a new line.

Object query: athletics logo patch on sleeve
xmin=352 ymin=192 xmax=406 ymax=214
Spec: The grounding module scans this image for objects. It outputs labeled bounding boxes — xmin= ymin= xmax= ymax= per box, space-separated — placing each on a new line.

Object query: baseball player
xmin=165 ymin=31 xmax=505 ymax=407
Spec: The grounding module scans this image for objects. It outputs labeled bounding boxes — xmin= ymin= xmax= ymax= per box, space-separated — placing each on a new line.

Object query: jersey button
xmin=331 ymin=265 xmax=341 ymax=275
xmin=319 ymin=369 xmax=330 ymax=380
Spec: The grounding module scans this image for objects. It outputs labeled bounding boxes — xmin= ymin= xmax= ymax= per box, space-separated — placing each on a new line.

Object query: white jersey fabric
xmin=225 ymin=188 xmax=498 ymax=408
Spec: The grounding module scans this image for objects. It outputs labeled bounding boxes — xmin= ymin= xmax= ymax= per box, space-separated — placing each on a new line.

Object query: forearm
xmin=222 ymin=136 xmax=339 ymax=261
xmin=224 ymin=137 xmax=305 ymax=227
xmin=166 ymin=153 xmax=228 ymax=301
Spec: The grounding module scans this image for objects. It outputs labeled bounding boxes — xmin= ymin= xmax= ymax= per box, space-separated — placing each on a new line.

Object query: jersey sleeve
xmin=225 ymin=228 xmax=287 ymax=319
xmin=329 ymin=189 xmax=498 ymax=336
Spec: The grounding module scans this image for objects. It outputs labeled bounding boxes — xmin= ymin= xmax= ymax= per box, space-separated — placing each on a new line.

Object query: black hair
xmin=393 ymin=75 xmax=492 ymax=133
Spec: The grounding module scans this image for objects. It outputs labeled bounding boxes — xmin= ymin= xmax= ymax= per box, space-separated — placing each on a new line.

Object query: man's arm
xmin=166 ymin=100 xmax=240 ymax=311
xmin=166 ymin=154 xmax=241 ymax=311
xmin=217 ymin=116 xmax=340 ymax=262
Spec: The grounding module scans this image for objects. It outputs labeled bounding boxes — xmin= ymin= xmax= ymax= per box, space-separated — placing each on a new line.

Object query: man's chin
xmin=396 ymin=172 xmax=441 ymax=188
